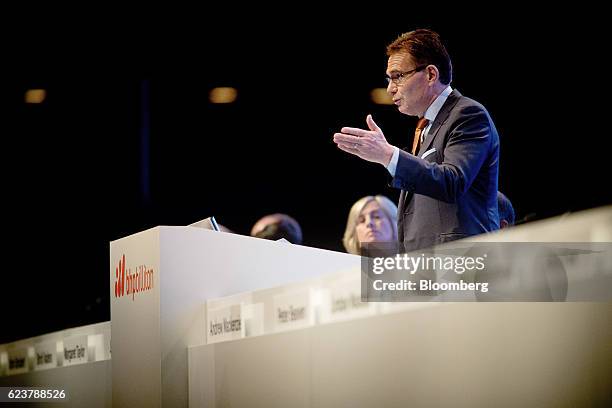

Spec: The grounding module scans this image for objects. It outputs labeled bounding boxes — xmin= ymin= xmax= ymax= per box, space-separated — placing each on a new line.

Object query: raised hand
xmin=333 ymin=114 xmax=395 ymax=166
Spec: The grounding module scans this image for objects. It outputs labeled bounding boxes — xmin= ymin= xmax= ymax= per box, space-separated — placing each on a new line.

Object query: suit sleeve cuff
xmin=385 ymin=146 xmax=400 ymax=176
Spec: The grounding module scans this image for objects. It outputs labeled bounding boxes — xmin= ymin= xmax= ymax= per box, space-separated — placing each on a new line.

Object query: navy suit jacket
xmin=392 ymin=89 xmax=500 ymax=251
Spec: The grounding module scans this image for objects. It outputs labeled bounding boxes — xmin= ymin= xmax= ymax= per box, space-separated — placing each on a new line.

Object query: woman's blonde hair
xmin=342 ymin=195 xmax=398 ymax=255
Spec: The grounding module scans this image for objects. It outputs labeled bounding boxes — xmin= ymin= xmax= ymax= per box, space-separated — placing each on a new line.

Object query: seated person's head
xmin=343 ymin=195 xmax=398 ymax=255
xmin=497 ymin=191 xmax=515 ymax=229
xmin=250 ymin=213 xmax=303 ymax=245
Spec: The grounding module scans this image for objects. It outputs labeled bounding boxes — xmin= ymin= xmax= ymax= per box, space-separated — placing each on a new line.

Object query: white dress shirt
xmin=386 ymin=85 xmax=453 ymax=176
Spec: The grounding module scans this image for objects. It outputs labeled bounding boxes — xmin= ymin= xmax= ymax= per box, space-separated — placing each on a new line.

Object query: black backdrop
xmin=1 ymin=18 xmax=609 ymax=342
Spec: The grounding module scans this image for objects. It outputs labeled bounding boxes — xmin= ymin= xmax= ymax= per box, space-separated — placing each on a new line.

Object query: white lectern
xmin=110 ymin=227 xmax=359 ymax=407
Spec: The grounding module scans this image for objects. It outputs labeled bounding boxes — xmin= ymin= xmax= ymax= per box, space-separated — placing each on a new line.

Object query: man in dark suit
xmin=333 ymin=29 xmax=499 ymax=251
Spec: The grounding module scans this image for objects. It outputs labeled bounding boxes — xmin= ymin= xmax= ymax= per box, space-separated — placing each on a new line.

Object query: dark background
xmin=1 ymin=18 xmax=609 ymax=343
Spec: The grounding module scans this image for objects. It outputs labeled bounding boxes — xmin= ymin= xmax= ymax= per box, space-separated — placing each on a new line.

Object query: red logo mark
xmin=114 ymin=254 xmax=126 ymax=298
xmin=113 ymin=254 xmax=154 ymax=300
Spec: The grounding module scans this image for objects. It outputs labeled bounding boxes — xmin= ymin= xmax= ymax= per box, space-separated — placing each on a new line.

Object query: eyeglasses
xmin=385 ymin=65 xmax=428 ymax=86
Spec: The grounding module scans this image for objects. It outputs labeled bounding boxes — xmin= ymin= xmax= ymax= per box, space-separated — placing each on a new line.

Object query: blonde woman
xmin=343 ymin=195 xmax=398 ymax=255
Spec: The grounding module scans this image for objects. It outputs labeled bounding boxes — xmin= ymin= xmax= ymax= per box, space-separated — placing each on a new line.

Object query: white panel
xmin=110 ymin=227 xmax=161 ymax=408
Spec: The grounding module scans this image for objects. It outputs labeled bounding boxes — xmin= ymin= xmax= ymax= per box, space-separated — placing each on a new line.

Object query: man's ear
xmin=426 ymin=65 xmax=439 ymax=82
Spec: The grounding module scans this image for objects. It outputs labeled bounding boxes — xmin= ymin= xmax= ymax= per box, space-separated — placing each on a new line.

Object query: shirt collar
xmin=423 ymin=85 xmax=453 ymax=123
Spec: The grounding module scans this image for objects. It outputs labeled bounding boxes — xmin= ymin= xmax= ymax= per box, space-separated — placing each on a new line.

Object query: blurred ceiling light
xmin=209 ymin=87 xmax=238 ymax=104
xmin=370 ymin=88 xmax=393 ymax=105
xmin=25 ymin=89 xmax=46 ymax=104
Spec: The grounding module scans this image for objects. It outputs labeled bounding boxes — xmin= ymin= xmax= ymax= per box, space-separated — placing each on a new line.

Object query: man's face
xmin=386 ymin=51 xmax=430 ymax=117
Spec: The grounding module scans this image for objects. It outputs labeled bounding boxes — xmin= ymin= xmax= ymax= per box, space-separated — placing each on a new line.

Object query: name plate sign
xmin=63 ymin=335 xmax=88 ymax=366
xmin=273 ymin=289 xmax=314 ymax=332
xmin=7 ymin=347 xmax=29 ymax=375
xmin=321 ymin=276 xmax=377 ymax=324
xmin=207 ymin=304 xmax=244 ymax=344
xmin=34 ymin=341 xmax=57 ymax=370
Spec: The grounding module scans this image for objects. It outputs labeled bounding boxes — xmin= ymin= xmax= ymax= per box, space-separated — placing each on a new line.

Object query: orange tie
xmin=411 ymin=117 xmax=429 ymax=155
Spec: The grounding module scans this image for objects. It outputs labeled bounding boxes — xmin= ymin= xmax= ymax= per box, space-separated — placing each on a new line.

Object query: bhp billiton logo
xmin=114 ymin=254 xmax=154 ymax=300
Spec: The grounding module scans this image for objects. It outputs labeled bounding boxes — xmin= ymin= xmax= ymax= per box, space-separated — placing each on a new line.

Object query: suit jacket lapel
xmin=398 ymin=189 xmax=407 ymax=212
xmin=397 ymin=189 xmax=407 ymax=241
xmin=418 ymin=89 xmax=462 ymax=156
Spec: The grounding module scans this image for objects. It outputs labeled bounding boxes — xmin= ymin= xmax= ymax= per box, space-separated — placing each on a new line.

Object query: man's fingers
xmin=366 ymin=114 xmax=381 ymax=132
xmin=334 ymin=135 xmax=363 ymax=152
xmin=336 ymin=142 xmax=360 ymax=154
xmin=340 ymin=127 xmax=371 ymax=137
xmin=333 ymin=133 xmax=362 ymax=144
